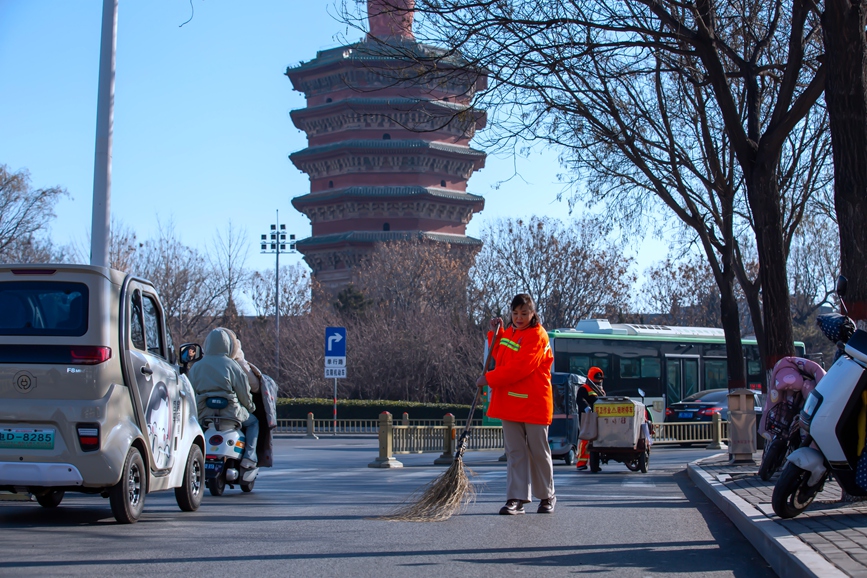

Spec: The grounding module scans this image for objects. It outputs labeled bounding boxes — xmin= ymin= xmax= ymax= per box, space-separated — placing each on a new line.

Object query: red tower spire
xmin=367 ymin=0 xmax=415 ymax=40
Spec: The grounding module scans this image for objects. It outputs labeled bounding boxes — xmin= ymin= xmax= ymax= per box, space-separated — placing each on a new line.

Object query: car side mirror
xmin=179 ymin=343 xmax=203 ymax=365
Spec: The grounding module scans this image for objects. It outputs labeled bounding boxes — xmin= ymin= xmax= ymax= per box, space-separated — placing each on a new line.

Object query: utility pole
xmin=260 ymin=210 xmax=295 ymax=384
xmin=90 ymin=0 xmax=117 ymax=268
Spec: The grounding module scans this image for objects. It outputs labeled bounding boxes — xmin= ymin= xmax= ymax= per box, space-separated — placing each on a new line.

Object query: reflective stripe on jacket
xmin=485 ymin=324 xmax=554 ymax=425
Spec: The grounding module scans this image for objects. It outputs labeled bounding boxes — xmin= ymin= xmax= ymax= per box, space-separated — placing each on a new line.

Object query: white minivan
xmin=0 ymin=264 xmax=205 ymax=523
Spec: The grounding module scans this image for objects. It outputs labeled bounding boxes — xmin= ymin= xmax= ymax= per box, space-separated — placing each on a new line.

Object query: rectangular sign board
xmin=325 ymin=327 xmax=346 ymax=357
xmin=325 ymin=327 xmax=346 ymax=378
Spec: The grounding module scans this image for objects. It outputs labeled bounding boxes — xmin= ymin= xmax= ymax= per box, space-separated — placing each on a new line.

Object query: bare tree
xmin=639 ymin=256 xmax=722 ymax=328
xmin=341 ymin=0 xmax=829 ymax=387
xmin=209 ymin=221 xmax=250 ymax=321
xmin=130 ymin=220 xmax=224 ymax=343
xmin=0 ymin=165 xmax=67 ymax=263
xmin=470 ymin=216 xmax=635 ymax=329
xmin=822 ymin=1 xmax=867 ymax=328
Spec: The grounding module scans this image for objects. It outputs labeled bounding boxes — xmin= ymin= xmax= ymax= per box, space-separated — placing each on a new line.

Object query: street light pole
xmin=90 ymin=0 xmax=117 ymax=269
xmin=260 ymin=210 xmax=295 ymax=384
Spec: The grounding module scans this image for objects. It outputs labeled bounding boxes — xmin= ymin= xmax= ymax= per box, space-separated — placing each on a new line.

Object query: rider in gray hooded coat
xmin=189 ymin=328 xmax=259 ymax=468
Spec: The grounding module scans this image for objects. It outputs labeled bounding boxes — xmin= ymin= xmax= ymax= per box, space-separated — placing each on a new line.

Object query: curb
xmin=687 ymin=457 xmax=845 ymax=578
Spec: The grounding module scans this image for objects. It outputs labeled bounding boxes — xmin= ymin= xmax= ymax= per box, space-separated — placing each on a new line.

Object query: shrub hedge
xmin=276 ymin=398 xmax=482 ymax=421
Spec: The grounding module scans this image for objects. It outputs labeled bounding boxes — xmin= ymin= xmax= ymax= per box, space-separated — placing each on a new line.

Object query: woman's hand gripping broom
xmin=380 ymin=323 xmax=501 ymax=522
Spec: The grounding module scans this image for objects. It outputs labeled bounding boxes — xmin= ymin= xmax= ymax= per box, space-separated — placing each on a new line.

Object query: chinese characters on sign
xmin=595 ymin=404 xmax=635 ymax=417
xmin=325 ymin=357 xmax=346 ymax=378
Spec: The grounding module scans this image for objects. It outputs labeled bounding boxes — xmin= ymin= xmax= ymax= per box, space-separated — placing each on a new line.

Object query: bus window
xmin=568 ymin=355 xmax=609 ymax=377
xmin=620 ymin=358 xmax=640 ymax=378
xmin=641 ymin=358 xmax=661 ymax=378
xmin=622 ymin=357 xmax=661 ymax=380
xmin=705 ymin=359 xmax=727 ymax=389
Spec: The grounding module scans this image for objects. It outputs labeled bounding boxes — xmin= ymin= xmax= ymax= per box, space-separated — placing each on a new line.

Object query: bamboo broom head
xmin=378 ymin=458 xmax=476 ymax=522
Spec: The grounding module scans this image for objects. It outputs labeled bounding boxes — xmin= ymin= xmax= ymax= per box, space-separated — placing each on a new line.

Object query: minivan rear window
xmin=0 ymin=282 xmax=89 ymax=336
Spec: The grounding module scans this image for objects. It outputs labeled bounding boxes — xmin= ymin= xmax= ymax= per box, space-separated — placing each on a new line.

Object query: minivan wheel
xmin=110 ymin=446 xmax=145 ymax=524
xmin=36 ymin=490 xmax=64 ymax=508
xmin=175 ymin=445 xmax=204 ymax=512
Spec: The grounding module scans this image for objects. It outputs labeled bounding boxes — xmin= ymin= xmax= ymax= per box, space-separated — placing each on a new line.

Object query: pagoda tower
xmin=286 ymin=0 xmax=488 ymax=291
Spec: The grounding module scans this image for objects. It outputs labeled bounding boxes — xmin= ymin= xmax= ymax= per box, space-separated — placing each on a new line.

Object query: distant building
xmin=286 ymin=0 xmax=488 ymax=292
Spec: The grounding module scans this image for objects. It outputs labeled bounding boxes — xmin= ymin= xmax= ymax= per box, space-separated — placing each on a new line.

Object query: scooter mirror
xmin=837 ymin=275 xmax=848 ymax=298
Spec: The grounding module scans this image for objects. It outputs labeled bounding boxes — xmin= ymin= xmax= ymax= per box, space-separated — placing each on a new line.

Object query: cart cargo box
xmin=593 ymin=397 xmax=646 ymax=448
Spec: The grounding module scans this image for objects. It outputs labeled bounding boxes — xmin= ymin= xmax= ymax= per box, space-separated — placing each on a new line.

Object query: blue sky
xmin=0 ymin=0 xmax=666 ymax=286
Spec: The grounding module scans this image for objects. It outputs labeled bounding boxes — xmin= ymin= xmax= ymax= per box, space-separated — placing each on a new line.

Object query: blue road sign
xmin=325 ymin=327 xmax=346 ymax=357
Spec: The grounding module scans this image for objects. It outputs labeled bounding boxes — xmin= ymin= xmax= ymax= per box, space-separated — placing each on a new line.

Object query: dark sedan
xmin=664 ymin=388 xmax=764 ymax=422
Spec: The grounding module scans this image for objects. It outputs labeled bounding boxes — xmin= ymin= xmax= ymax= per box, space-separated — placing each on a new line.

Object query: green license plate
xmin=0 ymin=428 xmax=55 ymax=450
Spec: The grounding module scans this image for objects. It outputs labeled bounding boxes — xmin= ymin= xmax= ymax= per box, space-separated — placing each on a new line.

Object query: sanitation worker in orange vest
xmin=476 ymin=293 xmax=556 ymax=515
xmin=575 ymin=366 xmax=606 ymax=470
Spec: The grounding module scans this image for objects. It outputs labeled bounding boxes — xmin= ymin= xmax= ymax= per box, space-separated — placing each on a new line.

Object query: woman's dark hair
xmin=510 ymin=293 xmax=540 ymax=327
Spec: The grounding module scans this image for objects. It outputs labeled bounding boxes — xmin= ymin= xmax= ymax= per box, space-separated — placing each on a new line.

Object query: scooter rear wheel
xmin=241 ymin=479 xmax=255 ymax=493
xmin=758 ymin=438 xmax=786 ymax=481
xmin=208 ymin=476 xmax=226 ymax=497
xmin=772 ymin=462 xmax=820 ymax=519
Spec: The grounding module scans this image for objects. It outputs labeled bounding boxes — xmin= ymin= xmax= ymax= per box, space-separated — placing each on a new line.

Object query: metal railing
xmin=274 ymin=413 xmax=480 ymax=437
xmin=277 ymin=411 xmax=730 ymax=466
xmin=651 ymin=415 xmax=728 ymax=445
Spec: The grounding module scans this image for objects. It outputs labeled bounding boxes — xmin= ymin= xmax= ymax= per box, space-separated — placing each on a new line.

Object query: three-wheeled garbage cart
xmin=589 ymin=396 xmax=651 ymax=473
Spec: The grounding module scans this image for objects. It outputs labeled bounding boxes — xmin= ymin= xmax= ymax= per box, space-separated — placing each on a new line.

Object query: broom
xmin=380 ymin=323 xmax=500 ymax=522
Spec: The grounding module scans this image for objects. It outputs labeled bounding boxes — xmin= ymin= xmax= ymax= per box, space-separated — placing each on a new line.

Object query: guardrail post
xmin=305 ymin=412 xmax=318 ymax=439
xmin=434 ymin=413 xmax=456 ymax=465
xmin=402 ymin=412 xmax=409 ymax=426
xmin=706 ymin=412 xmax=726 ymax=450
xmin=368 ymin=411 xmax=403 ymax=468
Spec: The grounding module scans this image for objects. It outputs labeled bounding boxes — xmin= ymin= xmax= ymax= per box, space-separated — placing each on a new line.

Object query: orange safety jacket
xmin=485 ymin=323 xmax=554 ymax=425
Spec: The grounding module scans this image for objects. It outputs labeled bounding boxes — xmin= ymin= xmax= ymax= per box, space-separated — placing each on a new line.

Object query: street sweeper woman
xmin=476 ymin=293 xmax=556 ymax=515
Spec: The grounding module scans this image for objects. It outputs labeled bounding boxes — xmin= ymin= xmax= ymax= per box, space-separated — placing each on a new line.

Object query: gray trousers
xmin=501 ymin=419 xmax=555 ymax=502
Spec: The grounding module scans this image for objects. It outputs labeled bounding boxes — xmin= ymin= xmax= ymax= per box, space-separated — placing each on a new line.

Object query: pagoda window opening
xmin=441 ymin=180 xmax=447 ymax=187
xmin=326 ymin=98 xmax=332 ymax=103
xmin=382 ymin=133 xmax=391 ymax=140
xmin=383 ymin=222 xmax=390 ymax=231
xmin=329 ymin=180 xmax=334 ymax=188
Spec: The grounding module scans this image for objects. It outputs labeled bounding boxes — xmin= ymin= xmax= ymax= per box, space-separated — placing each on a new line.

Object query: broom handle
xmin=455 ymin=323 xmax=501 ymax=457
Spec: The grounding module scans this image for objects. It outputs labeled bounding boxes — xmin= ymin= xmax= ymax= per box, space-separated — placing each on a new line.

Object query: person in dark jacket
xmin=575 ymin=367 xmax=606 ymax=470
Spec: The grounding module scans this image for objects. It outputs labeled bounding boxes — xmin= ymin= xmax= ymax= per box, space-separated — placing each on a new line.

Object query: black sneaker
xmin=537 ymin=497 xmax=556 ymax=514
xmin=499 ymin=499 xmax=525 ymax=515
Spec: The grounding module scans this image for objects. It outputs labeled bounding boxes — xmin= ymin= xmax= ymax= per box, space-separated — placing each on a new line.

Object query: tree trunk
xmin=823 ymin=0 xmax=867 ymax=502
xmin=718 ymin=270 xmax=747 ymax=390
xmin=746 ymin=170 xmax=796 ymax=375
xmin=824 ymin=1 xmax=867 ymax=325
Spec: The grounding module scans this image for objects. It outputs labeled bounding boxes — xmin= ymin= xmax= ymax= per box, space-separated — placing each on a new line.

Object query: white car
xmin=0 ymin=264 xmax=205 ymax=523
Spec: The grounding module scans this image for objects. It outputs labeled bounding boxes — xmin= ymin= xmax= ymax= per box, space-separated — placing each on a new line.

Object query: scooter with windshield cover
xmin=772 ymin=275 xmax=865 ymax=518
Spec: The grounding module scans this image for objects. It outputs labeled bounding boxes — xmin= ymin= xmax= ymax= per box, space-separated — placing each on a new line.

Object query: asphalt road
xmin=0 ymin=438 xmax=774 ymax=577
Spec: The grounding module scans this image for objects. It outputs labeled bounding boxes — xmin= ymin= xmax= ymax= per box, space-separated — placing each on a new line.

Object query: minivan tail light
xmin=69 ymin=346 xmax=111 ymax=365
xmin=77 ymin=424 xmax=100 ymax=452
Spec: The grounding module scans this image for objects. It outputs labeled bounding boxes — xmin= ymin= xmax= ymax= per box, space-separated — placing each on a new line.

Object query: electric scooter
xmin=201 ymin=397 xmax=259 ymax=495
xmin=772 ymin=275 xmax=863 ymax=518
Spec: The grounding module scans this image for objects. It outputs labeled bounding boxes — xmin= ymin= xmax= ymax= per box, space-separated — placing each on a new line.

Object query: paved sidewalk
xmin=689 ymin=452 xmax=867 ymax=578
